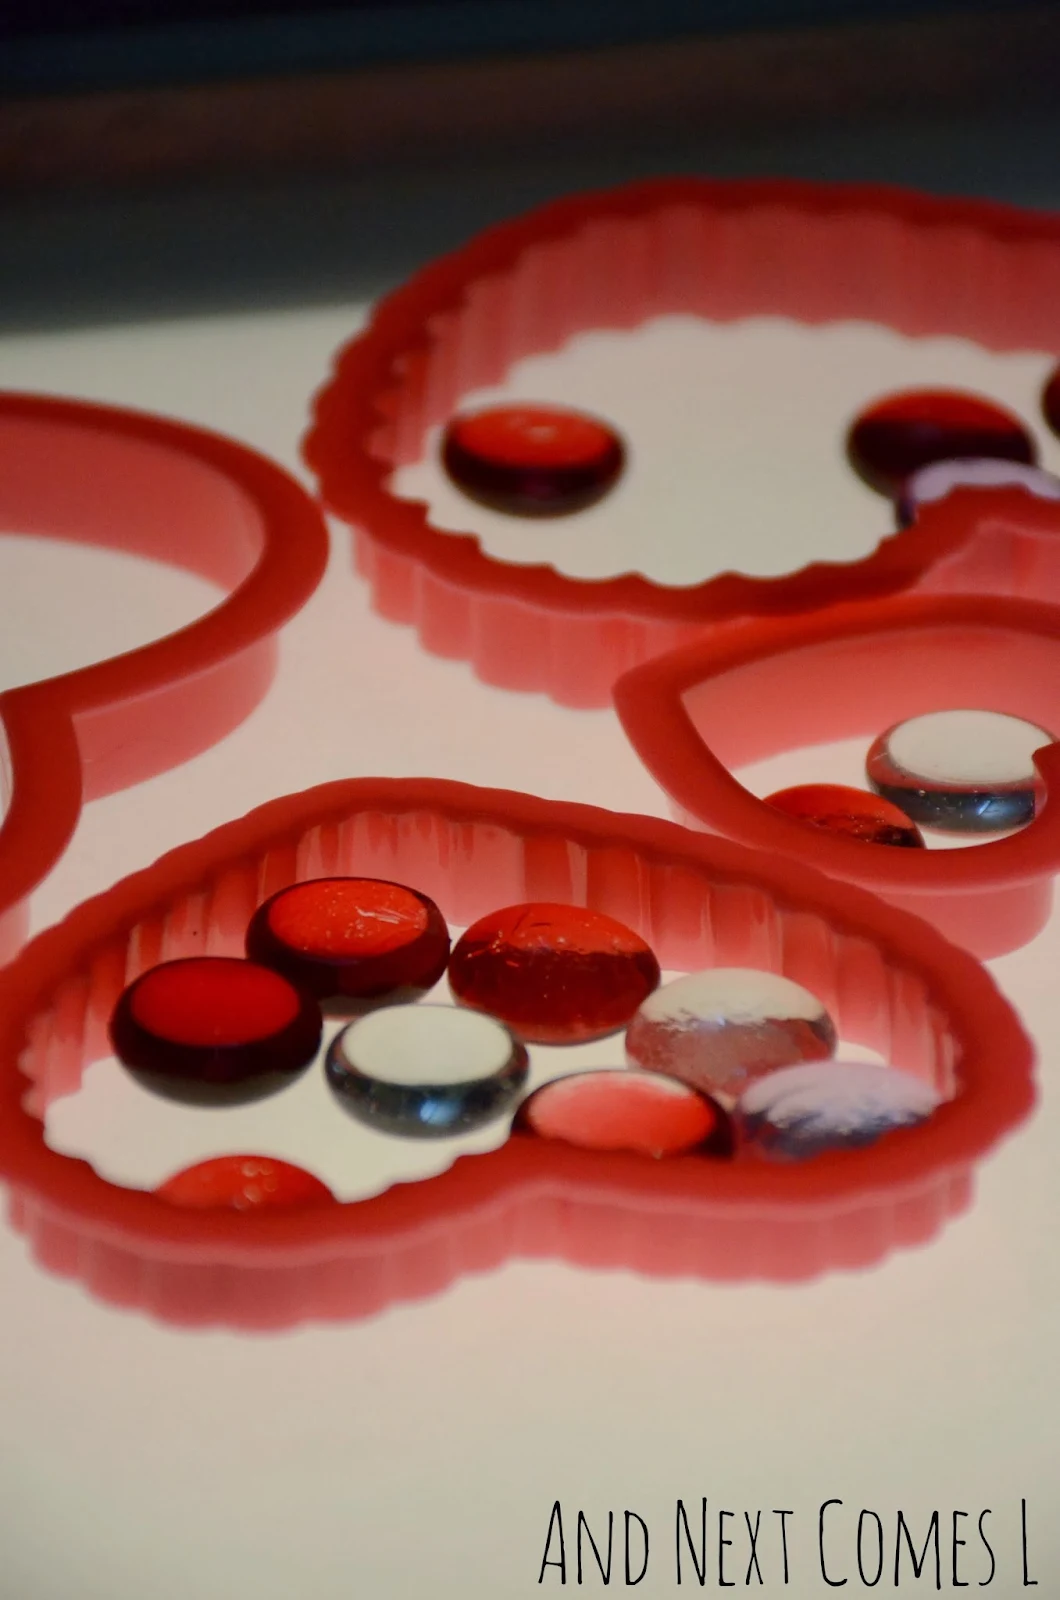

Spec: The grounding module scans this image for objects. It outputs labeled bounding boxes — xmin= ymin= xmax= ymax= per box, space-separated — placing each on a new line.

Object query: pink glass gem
xmin=896 ymin=456 xmax=1060 ymax=526
xmin=448 ymin=902 xmax=660 ymax=1044
xmin=156 ymin=1155 xmax=336 ymax=1211
xmin=441 ymin=404 xmax=625 ymax=515
xmin=109 ymin=956 xmax=322 ymax=1106
xmin=515 ymin=1068 xmax=733 ymax=1159
xmin=246 ymin=876 xmax=450 ymax=1004
xmin=867 ymin=708 xmax=1055 ymax=833
xmin=765 ymin=782 xmax=924 ymax=848
xmin=737 ymin=1060 xmax=940 ymax=1162
xmin=1043 ymin=365 xmax=1060 ymax=438
xmin=625 ymin=967 xmax=837 ymax=1101
xmin=847 ymin=389 xmax=1036 ymax=497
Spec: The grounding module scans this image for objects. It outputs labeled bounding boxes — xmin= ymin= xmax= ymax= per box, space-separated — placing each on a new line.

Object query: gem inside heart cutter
xmin=0 ymin=393 xmax=329 ymax=961
xmin=305 ymin=178 xmax=1060 ymax=708
xmin=0 ymin=778 xmax=1032 ymax=1331
xmin=614 ymin=580 xmax=1060 ymax=959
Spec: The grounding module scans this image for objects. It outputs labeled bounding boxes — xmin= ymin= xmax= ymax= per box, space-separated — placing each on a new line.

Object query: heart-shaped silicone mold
xmin=0 ymin=393 xmax=329 ymax=962
xmin=306 ymin=179 xmax=1060 ymax=707
xmin=0 ymin=779 xmax=1032 ymax=1330
xmin=614 ymin=572 xmax=1060 ymax=958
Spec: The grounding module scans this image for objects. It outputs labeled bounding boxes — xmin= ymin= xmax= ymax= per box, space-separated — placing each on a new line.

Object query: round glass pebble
xmin=625 ymin=968 xmax=837 ymax=1101
xmin=866 ymin=709 xmax=1055 ymax=832
xmin=109 ymin=957 xmax=322 ymax=1106
xmin=896 ymin=456 xmax=1060 ymax=525
xmin=846 ymin=389 xmax=1036 ymax=497
xmin=1043 ymin=365 xmax=1060 ymax=438
xmin=156 ymin=1155 xmax=335 ymax=1211
xmin=246 ymin=876 xmax=450 ymax=1005
xmin=441 ymin=404 xmax=625 ymax=516
xmin=449 ymin=902 xmax=661 ymax=1045
xmin=326 ymin=1003 xmax=529 ymax=1138
xmin=765 ymin=782 xmax=924 ymax=848
xmin=516 ymin=1068 xmax=733 ymax=1159
xmin=737 ymin=1060 xmax=940 ymax=1162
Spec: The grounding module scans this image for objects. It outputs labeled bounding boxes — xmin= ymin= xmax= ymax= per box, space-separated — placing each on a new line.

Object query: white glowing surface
xmin=334 ymin=1002 xmax=513 ymax=1086
xmin=392 ymin=317 xmax=1057 ymax=587
xmin=884 ymin=709 xmax=1055 ymax=786
xmin=739 ymin=1059 xmax=940 ymax=1120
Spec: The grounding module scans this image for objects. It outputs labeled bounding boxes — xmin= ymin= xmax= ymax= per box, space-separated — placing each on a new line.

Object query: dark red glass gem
xmin=765 ymin=783 xmax=925 ymax=848
xmin=110 ymin=957 xmax=322 ymax=1106
xmin=515 ymin=1069 xmax=734 ymax=1159
xmin=156 ymin=1155 xmax=335 ymax=1211
xmin=441 ymin=404 xmax=625 ymax=516
xmin=1043 ymin=365 xmax=1060 ymax=438
xmin=846 ymin=389 xmax=1036 ymax=497
xmin=448 ymin=902 xmax=660 ymax=1045
xmin=246 ymin=877 xmax=450 ymax=1004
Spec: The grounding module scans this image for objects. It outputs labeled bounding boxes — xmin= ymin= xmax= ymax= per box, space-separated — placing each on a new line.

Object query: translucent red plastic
xmin=0 ymin=778 xmax=1032 ymax=1329
xmin=0 ymin=393 xmax=329 ymax=965
xmin=614 ymin=583 xmax=1060 ymax=957
xmin=305 ymin=179 xmax=1060 ymax=708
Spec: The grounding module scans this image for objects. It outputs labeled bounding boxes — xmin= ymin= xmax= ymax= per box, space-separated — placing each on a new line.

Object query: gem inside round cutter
xmin=897 ymin=456 xmax=1060 ymax=525
xmin=847 ymin=388 xmax=1036 ymax=497
xmin=625 ymin=968 xmax=837 ymax=1101
xmin=1043 ymin=365 xmax=1060 ymax=438
xmin=765 ymin=783 xmax=924 ymax=848
xmin=109 ymin=957 xmax=323 ymax=1106
xmin=516 ymin=1069 xmax=733 ymax=1159
xmin=157 ymin=1155 xmax=336 ymax=1211
xmin=738 ymin=1060 xmax=940 ymax=1163
xmin=326 ymin=1003 xmax=529 ymax=1138
xmin=867 ymin=709 xmax=1055 ymax=833
xmin=449 ymin=902 xmax=661 ymax=1044
xmin=245 ymin=876 xmax=450 ymax=1004
xmin=441 ymin=404 xmax=625 ymax=516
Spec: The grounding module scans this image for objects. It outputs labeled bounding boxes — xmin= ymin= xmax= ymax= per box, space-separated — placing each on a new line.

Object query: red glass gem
xmin=246 ymin=877 xmax=450 ymax=1004
xmin=110 ymin=956 xmax=322 ymax=1105
xmin=441 ymin=404 xmax=625 ymax=515
xmin=156 ymin=1155 xmax=335 ymax=1211
xmin=846 ymin=389 xmax=1036 ymax=497
xmin=765 ymin=783 xmax=925 ymax=848
xmin=515 ymin=1068 xmax=733 ymax=1159
xmin=448 ymin=902 xmax=660 ymax=1044
xmin=1043 ymin=365 xmax=1060 ymax=438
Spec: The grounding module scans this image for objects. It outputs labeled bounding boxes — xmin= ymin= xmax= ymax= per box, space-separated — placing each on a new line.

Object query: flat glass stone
xmin=441 ymin=404 xmax=625 ymax=516
xmin=867 ymin=709 xmax=1055 ymax=832
xmin=737 ymin=1060 xmax=940 ymax=1162
xmin=896 ymin=456 xmax=1060 ymax=525
xmin=326 ymin=1003 xmax=528 ymax=1138
xmin=515 ymin=1068 xmax=733 ymax=1159
xmin=156 ymin=1155 xmax=335 ymax=1211
xmin=246 ymin=877 xmax=450 ymax=1005
xmin=625 ymin=968 xmax=836 ymax=1101
xmin=110 ymin=956 xmax=322 ymax=1106
xmin=1043 ymin=365 xmax=1060 ymax=438
xmin=765 ymin=782 xmax=924 ymax=848
xmin=847 ymin=389 xmax=1036 ymax=497
xmin=448 ymin=902 xmax=660 ymax=1044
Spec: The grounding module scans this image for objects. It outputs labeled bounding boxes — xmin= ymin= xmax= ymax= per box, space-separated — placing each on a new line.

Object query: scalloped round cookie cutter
xmin=614 ymin=572 xmax=1060 ymax=959
xmin=305 ymin=178 xmax=1060 ymax=708
xmin=0 ymin=777 xmax=1032 ymax=1330
xmin=0 ymin=392 xmax=330 ymax=963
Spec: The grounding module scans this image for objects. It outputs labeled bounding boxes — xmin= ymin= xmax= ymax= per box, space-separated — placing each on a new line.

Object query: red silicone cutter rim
xmin=613 ymin=569 xmax=1060 ymax=958
xmin=0 ymin=778 xmax=1033 ymax=1326
xmin=0 ymin=392 xmax=330 ymax=962
xmin=305 ymin=178 xmax=1060 ymax=706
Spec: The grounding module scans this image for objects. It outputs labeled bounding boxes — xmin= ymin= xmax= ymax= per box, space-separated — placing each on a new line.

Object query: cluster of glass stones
xmin=109 ymin=881 xmax=941 ymax=1210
